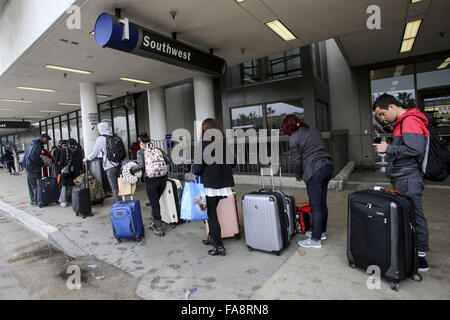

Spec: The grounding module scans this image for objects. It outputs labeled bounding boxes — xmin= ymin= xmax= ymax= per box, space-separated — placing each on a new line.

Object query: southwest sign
xmin=94 ymin=12 xmax=227 ymax=76
xmin=0 ymin=121 xmax=32 ymax=129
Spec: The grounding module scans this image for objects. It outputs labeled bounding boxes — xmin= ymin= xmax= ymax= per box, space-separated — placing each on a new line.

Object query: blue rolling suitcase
xmin=37 ymin=167 xmax=60 ymax=208
xmin=110 ymin=196 xmax=145 ymax=243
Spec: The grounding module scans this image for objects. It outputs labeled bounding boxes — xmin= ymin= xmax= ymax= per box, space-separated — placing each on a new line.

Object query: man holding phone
xmin=372 ymin=93 xmax=430 ymax=272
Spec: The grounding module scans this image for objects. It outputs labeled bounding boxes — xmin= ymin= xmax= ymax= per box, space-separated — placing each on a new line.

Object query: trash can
xmin=87 ymin=158 xmax=111 ymax=194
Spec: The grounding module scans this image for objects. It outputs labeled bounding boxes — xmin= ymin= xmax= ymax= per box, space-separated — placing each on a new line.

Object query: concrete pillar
xmin=79 ymin=82 xmax=99 ymax=156
xmin=193 ymin=75 xmax=216 ymax=140
xmin=147 ymin=88 xmax=167 ymax=141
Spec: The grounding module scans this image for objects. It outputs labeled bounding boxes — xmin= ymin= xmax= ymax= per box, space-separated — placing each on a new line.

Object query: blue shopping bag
xmin=180 ymin=174 xmax=208 ymax=221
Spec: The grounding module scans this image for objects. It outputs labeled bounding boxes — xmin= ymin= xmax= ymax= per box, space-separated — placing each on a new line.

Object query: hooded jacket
xmin=386 ymin=108 xmax=429 ymax=180
xmin=87 ymin=122 xmax=120 ymax=170
xmin=22 ymin=138 xmax=44 ymax=174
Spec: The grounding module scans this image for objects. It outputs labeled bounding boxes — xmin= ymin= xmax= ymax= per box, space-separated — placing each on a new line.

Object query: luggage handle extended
xmin=41 ymin=166 xmax=50 ymax=179
xmin=83 ymin=162 xmax=89 ymax=189
xmin=260 ymin=164 xmax=282 ymax=191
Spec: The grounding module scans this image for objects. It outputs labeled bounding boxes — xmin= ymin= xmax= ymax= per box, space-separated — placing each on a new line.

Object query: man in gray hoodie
xmin=83 ymin=122 xmax=122 ymax=202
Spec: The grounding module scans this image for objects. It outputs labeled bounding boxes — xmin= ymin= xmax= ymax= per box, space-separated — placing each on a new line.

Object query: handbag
xmin=60 ymin=149 xmax=74 ymax=178
xmin=180 ymin=172 xmax=208 ymax=221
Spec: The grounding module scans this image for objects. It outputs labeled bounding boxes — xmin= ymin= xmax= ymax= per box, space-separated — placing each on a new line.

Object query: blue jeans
xmin=306 ymin=165 xmax=334 ymax=241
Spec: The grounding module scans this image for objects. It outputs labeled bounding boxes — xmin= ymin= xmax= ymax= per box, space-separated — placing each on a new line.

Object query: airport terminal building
xmin=1 ymin=0 xmax=449 ymax=175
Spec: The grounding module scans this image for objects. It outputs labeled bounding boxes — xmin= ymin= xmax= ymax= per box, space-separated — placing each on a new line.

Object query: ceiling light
xmin=403 ymin=20 xmax=422 ymax=40
xmin=235 ymin=0 xmax=246 ymax=3
xmin=411 ymin=0 xmax=423 ymax=3
xmin=24 ymin=116 xmax=44 ymax=118
xmin=58 ymin=102 xmax=81 ymax=106
xmin=0 ymin=99 xmax=32 ymax=103
xmin=0 ymin=108 xmax=16 ymax=111
xmin=400 ymin=38 xmax=415 ymax=53
xmin=445 ymin=57 xmax=450 ymax=63
xmin=265 ymin=19 xmax=297 ymax=41
xmin=44 ymin=65 xmax=92 ymax=75
xmin=17 ymin=86 xmax=56 ymax=93
xmin=120 ymin=77 xmax=151 ymax=85
xmin=40 ymin=110 xmax=61 ymax=113
xmin=90 ymin=30 xmax=95 ymax=35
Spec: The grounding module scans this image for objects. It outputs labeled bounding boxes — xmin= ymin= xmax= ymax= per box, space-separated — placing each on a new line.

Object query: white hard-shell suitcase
xmin=160 ymin=178 xmax=183 ymax=228
xmin=243 ymin=166 xmax=290 ymax=255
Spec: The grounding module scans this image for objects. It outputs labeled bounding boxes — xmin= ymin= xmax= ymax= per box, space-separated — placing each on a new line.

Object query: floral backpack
xmin=144 ymin=146 xmax=168 ymax=178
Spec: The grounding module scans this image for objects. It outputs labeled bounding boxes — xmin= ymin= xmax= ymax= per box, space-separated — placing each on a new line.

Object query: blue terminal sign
xmin=94 ymin=12 xmax=227 ymax=76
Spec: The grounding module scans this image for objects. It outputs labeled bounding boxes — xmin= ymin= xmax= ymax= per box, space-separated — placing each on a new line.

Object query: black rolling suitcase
xmin=37 ymin=167 xmax=60 ymax=208
xmin=72 ymin=165 xmax=92 ymax=218
xmin=347 ymin=188 xmax=422 ymax=291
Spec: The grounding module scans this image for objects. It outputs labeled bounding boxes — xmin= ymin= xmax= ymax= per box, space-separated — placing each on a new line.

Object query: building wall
xmin=136 ymin=92 xmax=149 ymax=136
xmin=326 ymin=39 xmax=374 ymax=166
xmin=164 ymin=81 xmax=196 ymax=138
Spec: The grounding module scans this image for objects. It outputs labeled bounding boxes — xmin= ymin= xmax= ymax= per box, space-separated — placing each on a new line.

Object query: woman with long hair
xmin=282 ymin=114 xmax=334 ymax=249
xmin=130 ymin=132 xmax=172 ymax=237
xmin=192 ymin=118 xmax=235 ymax=256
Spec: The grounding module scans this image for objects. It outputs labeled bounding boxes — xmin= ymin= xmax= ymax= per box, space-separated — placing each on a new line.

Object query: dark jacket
xmin=52 ymin=146 xmax=64 ymax=165
xmin=131 ymin=145 xmax=172 ymax=178
xmin=59 ymin=147 xmax=83 ymax=187
xmin=290 ymin=128 xmax=333 ymax=183
xmin=386 ymin=108 xmax=429 ymax=181
xmin=192 ymin=140 xmax=235 ymax=189
xmin=3 ymin=150 xmax=14 ymax=163
xmin=22 ymin=138 xmax=44 ymax=174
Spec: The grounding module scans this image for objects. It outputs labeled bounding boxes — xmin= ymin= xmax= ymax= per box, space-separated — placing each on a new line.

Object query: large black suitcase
xmin=72 ymin=166 xmax=92 ymax=218
xmin=347 ymin=189 xmax=422 ymax=291
xmin=37 ymin=168 xmax=59 ymax=208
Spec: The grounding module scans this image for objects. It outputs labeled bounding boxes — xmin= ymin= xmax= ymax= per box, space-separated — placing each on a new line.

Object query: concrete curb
xmin=0 ymin=200 xmax=88 ymax=259
xmin=328 ymin=161 xmax=356 ymax=191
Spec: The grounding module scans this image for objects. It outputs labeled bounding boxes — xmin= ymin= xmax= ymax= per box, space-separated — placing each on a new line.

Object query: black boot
xmin=202 ymin=235 xmax=211 ymax=245
xmin=208 ymin=239 xmax=226 ymax=256
xmin=151 ymin=219 xmax=165 ymax=237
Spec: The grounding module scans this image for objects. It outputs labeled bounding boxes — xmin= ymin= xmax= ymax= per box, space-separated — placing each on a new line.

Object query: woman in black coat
xmin=58 ymin=139 xmax=83 ymax=207
xmin=192 ymin=118 xmax=235 ymax=256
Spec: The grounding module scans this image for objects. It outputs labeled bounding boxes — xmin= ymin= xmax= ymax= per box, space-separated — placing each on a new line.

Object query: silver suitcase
xmin=243 ymin=166 xmax=290 ymax=255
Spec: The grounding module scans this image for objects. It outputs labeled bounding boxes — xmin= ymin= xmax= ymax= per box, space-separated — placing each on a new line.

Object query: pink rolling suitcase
xmin=205 ymin=192 xmax=241 ymax=240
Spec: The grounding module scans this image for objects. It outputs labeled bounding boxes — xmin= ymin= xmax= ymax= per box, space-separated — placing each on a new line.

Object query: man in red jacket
xmin=373 ymin=94 xmax=430 ymax=272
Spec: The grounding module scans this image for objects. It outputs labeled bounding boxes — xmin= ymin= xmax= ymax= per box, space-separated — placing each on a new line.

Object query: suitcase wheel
xmin=390 ymin=281 xmax=400 ymax=292
xmin=275 ymin=251 xmax=281 ymax=256
xmin=412 ymin=273 xmax=423 ymax=282
xmin=135 ymin=237 xmax=143 ymax=243
xmin=234 ymin=234 xmax=241 ymax=240
xmin=172 ymin=224 xmax=177 ymax=229
xmin=349 ymin=263 xmax=356 ymax=269
xmin=247 ymin=246 xmax=253 ymax=252
xmin=117 ymin=239 xmax=122 ymax=243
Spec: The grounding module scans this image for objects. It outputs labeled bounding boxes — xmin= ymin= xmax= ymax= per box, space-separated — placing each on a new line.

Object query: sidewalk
xmin=0 ymin=169 xmax=449 ymax=299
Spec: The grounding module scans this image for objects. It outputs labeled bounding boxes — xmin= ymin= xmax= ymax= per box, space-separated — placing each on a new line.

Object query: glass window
xmin=99 ymin=102 xmax=112 ymax=123
xmin=241 ymin=59 xmax=261 ymax=85
xmin=61 ymin=117 xmax=69 ymax=140
xmin=416 ymin=58 xmax=450 ymax=90
xmin=268 ymin=48 xmax=301 ymax=80
xmin=231 ymin=105 xmax=264 ymax=130
xmin=127 ymin=107 xmax=137 ymax=145
xmin=266 ymin=101 xmax=304 ymax=131
xmin=54 ymin=120 xmax=61 ymax=145
xmin=70 ymin=118 xmax=78 ymax=143
xmin=113 ymin=106 xmax=129 ymax=153
xmin=78 ymin=115 xmax=84 ymax=149
xmin=46 ymin=121 xmax=54 ymax=146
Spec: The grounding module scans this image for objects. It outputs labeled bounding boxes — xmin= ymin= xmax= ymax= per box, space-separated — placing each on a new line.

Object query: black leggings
xmin=206 ymin=196 xmax=226 ymax=246
xmin=145 ymin=176 xmax=167 ymax=221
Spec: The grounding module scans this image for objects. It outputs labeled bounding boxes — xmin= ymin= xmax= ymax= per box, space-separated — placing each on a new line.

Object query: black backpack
xmin=103 ymin=134 xmax=127 ymax=163
xmin=402 ymin=116 xmax=449 ymax=182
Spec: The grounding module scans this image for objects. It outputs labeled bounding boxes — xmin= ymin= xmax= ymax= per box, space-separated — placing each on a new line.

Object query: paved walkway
xmin=0 ymin=169 xmax=449 ymax=299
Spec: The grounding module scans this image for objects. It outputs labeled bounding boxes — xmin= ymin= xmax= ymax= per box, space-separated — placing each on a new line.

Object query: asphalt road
xmin=0 ymin=211 xmax=141 ymax=300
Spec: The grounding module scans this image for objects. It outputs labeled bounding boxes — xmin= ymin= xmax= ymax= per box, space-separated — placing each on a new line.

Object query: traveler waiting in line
xmin=58 ymin=139 xmax=83 ymax=208
xmin=282 ymin=114 xmax=334 ymax=249
xmin=372 ymin=93 xmax=430 ymax=272
xmin=192 ymin=118 xmax=235 ymax=256
xmin=130 ymin=132 xmax=172 ymax=237
xmin=2 ymin=148 xmax=16 ymax=175
xmin=83 ymin=122 xmax=124 ymax=203
xmin=21 ymin=134 xmax=51 ymax=206
xmin=52 ymin=140 xmax=67 ymax=176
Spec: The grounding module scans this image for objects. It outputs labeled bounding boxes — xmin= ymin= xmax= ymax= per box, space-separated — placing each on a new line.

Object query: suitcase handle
xmin=259 ymin=164 xmax=282 ymax=191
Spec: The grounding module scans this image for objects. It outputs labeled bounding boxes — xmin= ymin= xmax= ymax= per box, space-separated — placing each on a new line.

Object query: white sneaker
xmin=60 ymin=202 xmax=68 ymax=208
xmin=298 ymin=238 xmax=322 ymax=248
xmin=305 ymin=231 xmax=326 ymax=240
